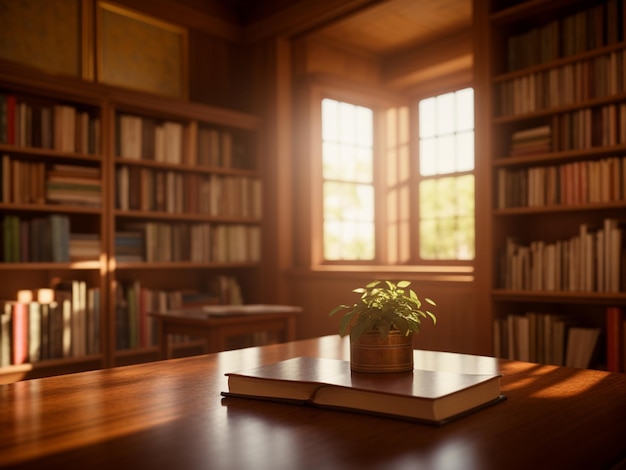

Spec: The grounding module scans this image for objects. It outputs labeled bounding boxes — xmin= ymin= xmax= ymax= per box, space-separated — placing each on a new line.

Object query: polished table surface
xmin=1 ymin=335 xmax=625 ymax=470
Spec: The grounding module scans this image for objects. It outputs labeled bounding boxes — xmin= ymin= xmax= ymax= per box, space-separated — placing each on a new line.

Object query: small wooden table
xmin=150 ymin=304 xmax=301 ymax=359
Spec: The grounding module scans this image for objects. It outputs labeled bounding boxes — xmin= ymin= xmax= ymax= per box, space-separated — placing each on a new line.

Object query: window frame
xmin=411 ymin=85 xmax=476 ymax=266
xmin=298 ymin=76 xmax=475 ymax=275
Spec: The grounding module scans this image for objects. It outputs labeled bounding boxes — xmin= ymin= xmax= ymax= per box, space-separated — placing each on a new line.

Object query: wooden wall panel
xmin=188 ymin=30 xmax=251 ymax=110
xmin=287 ymin=273 xmax=486 ymax=356
xmin=0 ymin=0 xmax=82 ymax=77
xmin=293 ymin=37 xmax=380 ymax=85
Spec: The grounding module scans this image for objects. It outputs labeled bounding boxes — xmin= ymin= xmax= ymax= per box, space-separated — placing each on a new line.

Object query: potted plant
xmin=329 ymin=280 xmax=437 ymax=373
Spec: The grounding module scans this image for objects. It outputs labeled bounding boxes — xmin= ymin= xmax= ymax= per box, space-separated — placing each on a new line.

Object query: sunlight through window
xmin=418 ymin=88 xmax=475 ymax=260
xmin=322 ymin=99 xmax=374 ymax=261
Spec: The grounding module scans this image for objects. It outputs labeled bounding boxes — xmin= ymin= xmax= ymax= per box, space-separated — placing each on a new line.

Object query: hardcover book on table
xmin=222 ymin=356 xmax=505 ymax=425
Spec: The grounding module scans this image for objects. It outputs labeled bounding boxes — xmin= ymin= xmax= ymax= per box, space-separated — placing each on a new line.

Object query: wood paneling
xmin=287 ymin=272 xmax=484 ymax=355
xmin=314 ymin=0 xmax=471 ymax=55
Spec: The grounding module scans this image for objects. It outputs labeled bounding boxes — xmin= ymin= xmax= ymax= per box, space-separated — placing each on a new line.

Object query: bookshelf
xmin=476 ymin=0 xmax=626 ymax=371
xmin=107 ymin=93 xmax=262 ymax=366
xmin=0 ymin=65 xmax=263 ymax=378
xmin=0 ymin=72 xmax=107 ymax=379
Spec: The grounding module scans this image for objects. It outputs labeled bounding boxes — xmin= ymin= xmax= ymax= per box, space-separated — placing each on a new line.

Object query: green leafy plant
xmin=329 ymin=280 xmax=437 ymax=341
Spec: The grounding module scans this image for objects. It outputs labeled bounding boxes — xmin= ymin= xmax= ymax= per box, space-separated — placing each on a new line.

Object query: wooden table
xmin=150 ymin=304 xmax=301 ymax=359
xmin=1 ymin=335 xmax=625 ymax=470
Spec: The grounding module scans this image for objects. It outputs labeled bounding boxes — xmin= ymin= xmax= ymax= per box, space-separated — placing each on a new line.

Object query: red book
xmin=12 ymin=302 xmax=29 ymax=364
xmin=606 ymin=306 xmax=624 ymax=372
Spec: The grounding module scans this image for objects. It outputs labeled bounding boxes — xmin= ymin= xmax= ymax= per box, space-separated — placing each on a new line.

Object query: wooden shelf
xmin=0 ymin=61 xmax=263 ymax=379
xmin=492 ymin=289 xmax=626 ymax=305
xmin=476 ymin=0 xmax=626 ymax=371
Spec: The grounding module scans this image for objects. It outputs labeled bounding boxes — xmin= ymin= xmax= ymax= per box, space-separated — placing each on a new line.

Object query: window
xmin=418 ymin=88 xmax=475 ymax=260
xmin=321 ymin=98 xmax=375 ymax=261
xmin=319 ymin=88 xmax=474 ymax=265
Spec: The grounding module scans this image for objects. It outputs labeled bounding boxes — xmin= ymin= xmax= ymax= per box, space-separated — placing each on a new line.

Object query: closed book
xmin=222 ymin=356 xmax=504 ymax=426
xmin=28 ymin=302 xmax=41 ymax=362
xmin=1 ymin=302 xmax=12 ymax=367
xmin=11 ymin=302 xmax=28 ymax=365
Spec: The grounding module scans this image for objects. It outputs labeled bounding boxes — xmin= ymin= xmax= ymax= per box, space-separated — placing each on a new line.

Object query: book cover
xmin=0 ymin=302 xmax=13 ymax=367
xmin=222 ymin=356 xmax=504 ymax=426
xmin=11 ymin=302 xmax=28 ymax=365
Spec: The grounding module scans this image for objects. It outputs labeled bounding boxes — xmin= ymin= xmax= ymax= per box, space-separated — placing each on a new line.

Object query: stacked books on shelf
xmin=197 ymin=126 xmax=233 ymax=167
xmin=493 ymin=311 xmax=611 ymax=370
xmin=115 ymin=276 xmax=242 ymax=350
xmin=506 ymin=1 xmax=623 ymax=73
xmin=501 ymin=218 xmax=624 ymax=292
xmin=46 ymin=164 xmax=101 ymax=207
xmin=0 ymin=94 xmax=100 ymax=153
xmin=197 ymin=125 xmax=254 ymax=169
xmin=114 ymin=223 xmax=260 ymax=263
xmin=497 ymin=155 xmax=626 ymax=209
xmin=497 ymin=51 xmax=626 ymax=117
xmin=115 ymin=166 xmax=261 ymax=217
xmin=1 ymin=157 xmax=102 ymax=207
xmin=509 ymin=125 xmax=551 ymax=156
xmin=1 ymin=154 xmax=45 ymax=204
xmin=116 ymin=114 xmax=184 ymax=163
xmin=0 ymin=282 xmax=100 ymax=367
xmin=1 ymin=214 xmax=100 ymax=263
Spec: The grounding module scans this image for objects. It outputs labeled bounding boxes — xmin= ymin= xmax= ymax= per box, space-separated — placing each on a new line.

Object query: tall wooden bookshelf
xmin=106 ymin=91 xmax=262 ymax=367
xmin=0 ymin=64 xmax=263 ymax=379
xmin=0 ymin=70 xmax=108 ymax=380
xmin=476 ymin=0 xmax=626 ymax=371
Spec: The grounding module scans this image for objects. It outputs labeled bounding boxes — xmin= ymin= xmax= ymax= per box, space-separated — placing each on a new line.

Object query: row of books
xmin=0 ymin=93 xmax=100 ymax=154
xmin=115 ymin=223 xmax=261 ymax=263
xmin=1 ymin=156 xmax=102 ymax=207
xmin=506 ymin=0 xmax=624 ymax=71
xmin=551 ymin=105 xmax=626 ymax=151
xmin=116 ymin=114 xmax=184 ymax=163
xmin=501 ymin=219 xmax=624 ymax=293
xmin=496 ymin=156 xmax=626 ymax=209
xmin=0 ymin=282 xmax=100 ymax=367
xmin=493 ymin=312 xmax=603 ymax=369
xmin=114 ymin=276 xmax=242 ymax=350
xmin=2 ymin=214 xmax=100 ymax=263
xmin=115 ymin=165 xmax=261 ymax=218
xmin=115 ymin=113 xmax=254 ymax=169
xmin=497 ymin=49 xmax=626 ymax=117
xmin=197 ymin=126 xmax=237 ymax=168
xmin=508 ymin=104 xmax=626 ymax=158
xmin=508 ymin=125 xmax=551 ymax=157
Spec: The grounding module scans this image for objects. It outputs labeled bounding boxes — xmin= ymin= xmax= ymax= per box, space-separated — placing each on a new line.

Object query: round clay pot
xmin=350 ymin=330 xmax=414 ymax=373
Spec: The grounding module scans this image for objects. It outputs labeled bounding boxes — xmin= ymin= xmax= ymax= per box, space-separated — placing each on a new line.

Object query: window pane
xmin=436 ymin=135 xmax=456 ymax=174
xmin=324 ymin=221 xmax=374 ymax=260
xmin=418 ymin=88 xmax=475 ymax=261
xmin=324 ymin=181 xmax=374 ymax=222
xmin=322 ymin=98 xmax=338 ymax=141
xmin=456 ymin=88 xmax=474 ymax=131
xmin=419 ymin=97 xmax=436 ymax=137
xmin=321 ymin=98 xmax=375 ymax=261
xmin=436 ymin=93 xmax=454 ymax=135
xmin=456 ymin=131 xmax=474 ymax=171
xmin=419 ymin=175 xmax=475 ymax=260
xmin=419 ymin=138 xmax=437 ymax=176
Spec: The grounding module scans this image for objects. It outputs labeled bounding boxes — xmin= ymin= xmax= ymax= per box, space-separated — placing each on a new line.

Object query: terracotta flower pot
xmin=350 ymin=330 xmax=414 ymax=373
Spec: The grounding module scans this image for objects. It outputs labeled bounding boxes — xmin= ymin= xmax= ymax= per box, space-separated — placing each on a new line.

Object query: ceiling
xmin=216 ymin=0 xmax=472 ymax=57
xmin=312 ymin=0 xmax=472 ymax=55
